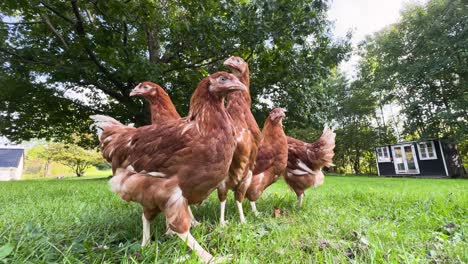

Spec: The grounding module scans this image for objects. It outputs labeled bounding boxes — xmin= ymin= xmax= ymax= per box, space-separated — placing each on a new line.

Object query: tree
xmin=287 ymin=70 xmax=393 ymax=174
xmin=28 ymin=144 xmax=53 ymax=177
xmin=29 ymin=142 xmax=104 ymax=177
xmin=358 ymin=0 xmax=467 ymax=143
xmin=0 ymin=0 xmax=350 ymax=146
xmin=330 ymin=74 xmax=380 ymax=174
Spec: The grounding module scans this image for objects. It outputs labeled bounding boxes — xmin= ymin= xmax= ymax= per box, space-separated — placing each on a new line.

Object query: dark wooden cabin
xmin=375 ymin=140 xmax=464 ymax=177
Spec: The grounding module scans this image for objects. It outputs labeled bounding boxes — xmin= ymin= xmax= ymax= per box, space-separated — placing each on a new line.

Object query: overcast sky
xmin=328 ymin=0 xmax=427 ymax=77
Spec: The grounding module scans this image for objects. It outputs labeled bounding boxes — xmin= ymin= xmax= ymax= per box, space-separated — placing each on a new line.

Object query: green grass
xmin=0 ymin=175 xmax=466 ymax=263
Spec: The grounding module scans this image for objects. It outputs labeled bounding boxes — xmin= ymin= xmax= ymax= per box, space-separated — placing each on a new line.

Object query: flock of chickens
xmin=90 ymin=56 xmax=335 ymax=263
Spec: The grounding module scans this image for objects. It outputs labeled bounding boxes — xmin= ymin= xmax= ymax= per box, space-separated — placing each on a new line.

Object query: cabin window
xmin=417 ymin=141 xmax=437 ymax=160
xmin=376 ymin=147 xmax=391 ymax=162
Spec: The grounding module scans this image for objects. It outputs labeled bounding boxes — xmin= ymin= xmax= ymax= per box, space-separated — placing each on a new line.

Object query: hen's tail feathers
xmin=90 ymin=115 xmax=124 ymax=140
xmin=307 ymin=127 xmax=336 ymax=168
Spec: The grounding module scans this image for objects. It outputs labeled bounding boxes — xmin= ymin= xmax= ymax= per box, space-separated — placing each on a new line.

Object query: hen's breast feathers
xmin=252 ymin=144 xmax=276 ymax=175
xmin=226 ymin=92 xmax=261 ymax=174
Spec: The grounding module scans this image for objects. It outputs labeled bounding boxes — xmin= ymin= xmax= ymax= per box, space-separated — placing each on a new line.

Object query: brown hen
xmin=244 ymin=108 xmax=288 ymax=214
xmin=129 ymin=82 xmax=200 ymax=227
xmin=285 ymin=128 xmax=336 ymax=207
xmin=217 ymin=56 xmax=262 ymax=225
xmin=91 ymin=72 xmax=245 ymax=263
xmin=130 ymin=81 xmax=181 ymax=123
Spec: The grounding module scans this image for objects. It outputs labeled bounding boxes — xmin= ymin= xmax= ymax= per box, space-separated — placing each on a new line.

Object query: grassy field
xmin=0 ymin=175 xmax=466 ymax=263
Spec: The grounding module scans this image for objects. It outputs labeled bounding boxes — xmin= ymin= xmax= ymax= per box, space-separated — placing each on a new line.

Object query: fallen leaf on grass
xmin=359 ymin=237 xmax=369 ymax=247
xmin=345 ymin=248 xmax=355 ymax=259
xmin=129 ymin=252 xmax=143 ymax=261
xmin=92 ymin=244 xmax=109 ymax=252
xmin=299 ymin=239 xmax=314 ymax=254
xmin=317 ymin=239 xmax=330 ymax=250
xmin=443 ymin=222 xmax=457 ymax=235
xmin=273 ymin=207 xmax=287 ymax=218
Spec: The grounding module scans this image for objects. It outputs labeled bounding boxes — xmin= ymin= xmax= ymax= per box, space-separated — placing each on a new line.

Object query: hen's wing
xmin=287 ymin=136 xmax=309 ymax=173
xmin=93 ymin=115 xmax=197 ymax=174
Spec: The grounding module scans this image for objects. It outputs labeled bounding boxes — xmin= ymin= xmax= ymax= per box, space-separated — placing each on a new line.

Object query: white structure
xmin=0 ymin=148 xmax=25 ymax=181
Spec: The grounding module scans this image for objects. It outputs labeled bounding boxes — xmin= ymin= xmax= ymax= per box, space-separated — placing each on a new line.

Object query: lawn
xmin=0 ymin=175 xmax=466 ymax=263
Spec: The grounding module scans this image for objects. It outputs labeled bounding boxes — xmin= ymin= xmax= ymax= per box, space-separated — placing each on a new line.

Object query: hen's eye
xmin=144 ymin=86 xmax=149 ymax=89
xmin=236 ymin=59 xmax=240 ymax=63
xmin=220 ymin=76 xmax=228 ymax=81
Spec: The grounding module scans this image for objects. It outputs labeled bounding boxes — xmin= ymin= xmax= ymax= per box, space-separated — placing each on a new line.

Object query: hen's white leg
xmin=141 ymin=214 xmax=151 ymax=246
xmin=297 ymin=193 xmax=304 ymax=208
xmin=219 ymin=200 xmax=227 ymax=226
xmin=176 ymin=231 xmax=214 ymax=263
xmin=236 ymin=200 xmax=246 ymax=224
xmin=188 ymin=206 xmax=200 ymax=227
xmin=250 ymin=201 xmax=259 ymax=216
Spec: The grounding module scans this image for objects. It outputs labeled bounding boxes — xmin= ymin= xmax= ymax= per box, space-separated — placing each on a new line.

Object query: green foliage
xmin=314 ymin=71 xmax=395 ymax=174
xmin=358 ymin=0 xmax=467 ymax=143
xmin=0 ymin=176 xmax=466 ymax=262
xmin=28 ymin=143 xmax=104 ymax=177
xmin=0 ymin=0 xmax=350 ymax=146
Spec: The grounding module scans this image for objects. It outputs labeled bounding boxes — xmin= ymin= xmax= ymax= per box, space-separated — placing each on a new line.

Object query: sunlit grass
xmin=0 ymin=175 xmax=466 ymax=263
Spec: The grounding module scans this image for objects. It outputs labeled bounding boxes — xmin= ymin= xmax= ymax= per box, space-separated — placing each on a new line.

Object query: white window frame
xmin=417 ymin=141 xmax=437 ymax=160
xmin=376 ymin=146 xmax=391 ymax=162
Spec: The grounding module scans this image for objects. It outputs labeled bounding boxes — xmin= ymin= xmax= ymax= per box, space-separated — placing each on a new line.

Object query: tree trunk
xmin=353 ymin=160 xmax=360 ymax=174
xmin=75 ymin=168 xmax=84 ymax=177
xmin=43 ymin=159 xmax=50 ymax=177
xmin=353 ymin=150 xmax=361 ymax=174
xmin=74 ymin=161 xmax=84 ymax=177
xmin=145 ymin=26 xmax=159 ymax=64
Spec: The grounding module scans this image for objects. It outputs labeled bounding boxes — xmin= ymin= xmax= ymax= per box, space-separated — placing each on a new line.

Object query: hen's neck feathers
xmin=145 ymin=91 xmax=180 ymax=124
xmin=227 ymin=67 xmax=251 ymax=107
xmin=187 ymin=78 xmax=232 ymax=135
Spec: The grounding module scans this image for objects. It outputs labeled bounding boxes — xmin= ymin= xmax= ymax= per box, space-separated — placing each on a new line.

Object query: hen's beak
xmin=279 ymin=108 xmax=286 ymax=118
xmin=228 ymin=78 xmax=247 ymax=92
xmin=223 ymin=56 xmax=235 ymax=67
xmin=130 ymin=86 xmax=142 ymax=96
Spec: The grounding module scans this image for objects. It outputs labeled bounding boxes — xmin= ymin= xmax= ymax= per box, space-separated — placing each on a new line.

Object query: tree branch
xmin=39 ymin=14 xmax=69 ymax=49
xmin=84 ymin=8 xmax=95 ymax=25
xmin=245 ymin=48 xmax=255 ymax=62
xmin=0 ymin=47 xmax=54 ymax=66
xmin=76 ymin=80 xmax=124 ymax=101
xmin=70 ymin=0 xmax=126 ymax=91
xmin=163 ymin=56 xmax=224 ymax=74
xmin=0 ymin=21 xmax=42 ymax=25
xmin=39 ymin=1 xmax=75 ymax=24
xmin=122 ymin=22 xmax=130 ymax=61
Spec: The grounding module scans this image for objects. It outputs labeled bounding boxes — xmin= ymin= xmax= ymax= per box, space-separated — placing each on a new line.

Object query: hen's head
xmin=223 ymin=56 xmax=248 ymax=75
xmin=130 ymin=82 xmax=166 ymax=99
xmin=189 ymin=72 xmax=247 ymax=118
xmin=208 ymin=72 xmax=246 ymax=95
xmin=269 ymin=108 xmax=286 ymax=124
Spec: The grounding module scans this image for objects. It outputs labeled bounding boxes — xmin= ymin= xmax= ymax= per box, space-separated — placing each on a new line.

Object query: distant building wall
xmin=14 ymin=156 xmax=24 ymax=180
xmin=0 ymin=168 xmax=15 ymax=181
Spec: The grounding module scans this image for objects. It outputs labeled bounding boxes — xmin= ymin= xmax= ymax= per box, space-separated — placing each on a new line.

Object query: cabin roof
xmin=374 ymin=139 xmax=440 ymax=149
xmin=0 ymin=148 xmax=24 ymax=168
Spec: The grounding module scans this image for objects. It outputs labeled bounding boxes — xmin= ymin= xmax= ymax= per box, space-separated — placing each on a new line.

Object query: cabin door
xmin=391 ymin=144 xmax=420 ymax=174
